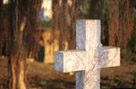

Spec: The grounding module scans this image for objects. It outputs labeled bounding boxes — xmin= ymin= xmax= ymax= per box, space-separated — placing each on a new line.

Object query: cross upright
xmin=54 ymin=20 xmax=120 ymax=89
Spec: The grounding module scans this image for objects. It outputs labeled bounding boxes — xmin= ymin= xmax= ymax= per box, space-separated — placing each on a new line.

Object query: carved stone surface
xmin=54 ymin=20 xmax=120 ymax=89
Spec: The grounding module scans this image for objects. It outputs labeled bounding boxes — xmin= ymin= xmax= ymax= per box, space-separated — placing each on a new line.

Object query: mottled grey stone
xmin=54 ymin=20 xmax=120 ymax=89
xmin=76 ymin=20 xmax=86 ymax=50
xmin=76 ymin=71 xmax=85 ymax=89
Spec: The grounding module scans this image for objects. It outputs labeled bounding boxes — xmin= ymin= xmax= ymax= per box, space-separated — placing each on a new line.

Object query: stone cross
xmin=54 ymin=20 xmax=120 ymax=89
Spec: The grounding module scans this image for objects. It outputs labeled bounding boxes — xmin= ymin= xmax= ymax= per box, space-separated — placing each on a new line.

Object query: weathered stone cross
xmin=54 ymin=20 xmax=120 ymax=89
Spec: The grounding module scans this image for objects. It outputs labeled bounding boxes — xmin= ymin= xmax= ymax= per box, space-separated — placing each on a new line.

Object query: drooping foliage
xmin=109 ymin=0 xmax=134 ymax=48
xmin=52 ymin=0 xmax=85 ymax=50
xmin=87 ymin=0 xmax=135 ymax=61
xmin=108 ymin=0 xmax=120 ymax=46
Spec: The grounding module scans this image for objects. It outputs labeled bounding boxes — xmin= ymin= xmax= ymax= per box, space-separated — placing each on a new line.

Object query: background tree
xmin=0 ymin=0 xmax=42 ymax=89
xmin=108 ymin=0 xmax=119 ymax=46
xmin=52 ymin=0 xmax=85 ymax=50
xmin=87 ymin=0 xmax=135 ymax=61
xmin=108 ymin=0 xmax=135 ymax=61
xmin=88 ymin=0 xmax=104 ymax=19
xmin=108 ymin=0 xmax=134 ymax=48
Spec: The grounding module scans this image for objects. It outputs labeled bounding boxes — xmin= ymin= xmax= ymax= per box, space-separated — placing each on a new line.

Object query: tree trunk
xmin=108 ymin=0 xmax=134 ymax=47
xmin=9 ymin=2 xmax=28 ymax=88
xmin=0 ymin=0 xmax=42 ymax=89
xmin=9 ymin=31 xmax=28 ymax=89
xmin=10 ymin=58 xmax=27 ymax=89
xmin=108 ymin=0 xmax=119 ymax=46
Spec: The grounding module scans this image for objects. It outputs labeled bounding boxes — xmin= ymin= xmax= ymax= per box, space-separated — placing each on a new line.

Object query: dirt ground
xmin=0 ymin=57 xmax=136 ymax=89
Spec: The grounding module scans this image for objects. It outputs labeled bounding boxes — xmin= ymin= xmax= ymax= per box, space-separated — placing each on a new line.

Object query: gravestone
xmin=54 ymin=20 xmax=120 ymax=89
xmin=42 ymin=30 xmax=54 ymax=63
xmin=42 ymin=30 xmax=69 ymax=64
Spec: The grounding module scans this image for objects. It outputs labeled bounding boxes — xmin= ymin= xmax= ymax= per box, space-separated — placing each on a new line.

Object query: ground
xmin=0 ymin=56 xmax=136 ymax=89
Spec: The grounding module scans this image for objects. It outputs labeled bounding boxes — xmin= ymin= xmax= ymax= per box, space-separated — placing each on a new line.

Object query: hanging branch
xmin=52 ymin=0 xmax=85 ymax=50
xmin=108 ymin=0 xmax=119 ymax=46
xmin=119 ymin=0 xmax=134 ymax=48
xmin=108 ymin=0 xmax=134 ymax=48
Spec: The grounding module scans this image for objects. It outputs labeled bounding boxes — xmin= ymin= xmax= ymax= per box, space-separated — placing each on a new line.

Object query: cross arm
xmin=54 ymin=50 xmax=86 ymax=73
xmin=100 ymin=46 xmax=120 ymax=68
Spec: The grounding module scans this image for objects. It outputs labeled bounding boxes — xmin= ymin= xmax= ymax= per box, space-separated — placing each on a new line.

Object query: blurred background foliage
xmin=1 ymin=0 xmax=136 ymax=62
xmin=40 ymin=20 xmax=51 ymax=29
xmin=50 ymin=0 xmax=135 ymax=62
xmin=40 ymin=0 xmax=136 ymax=62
